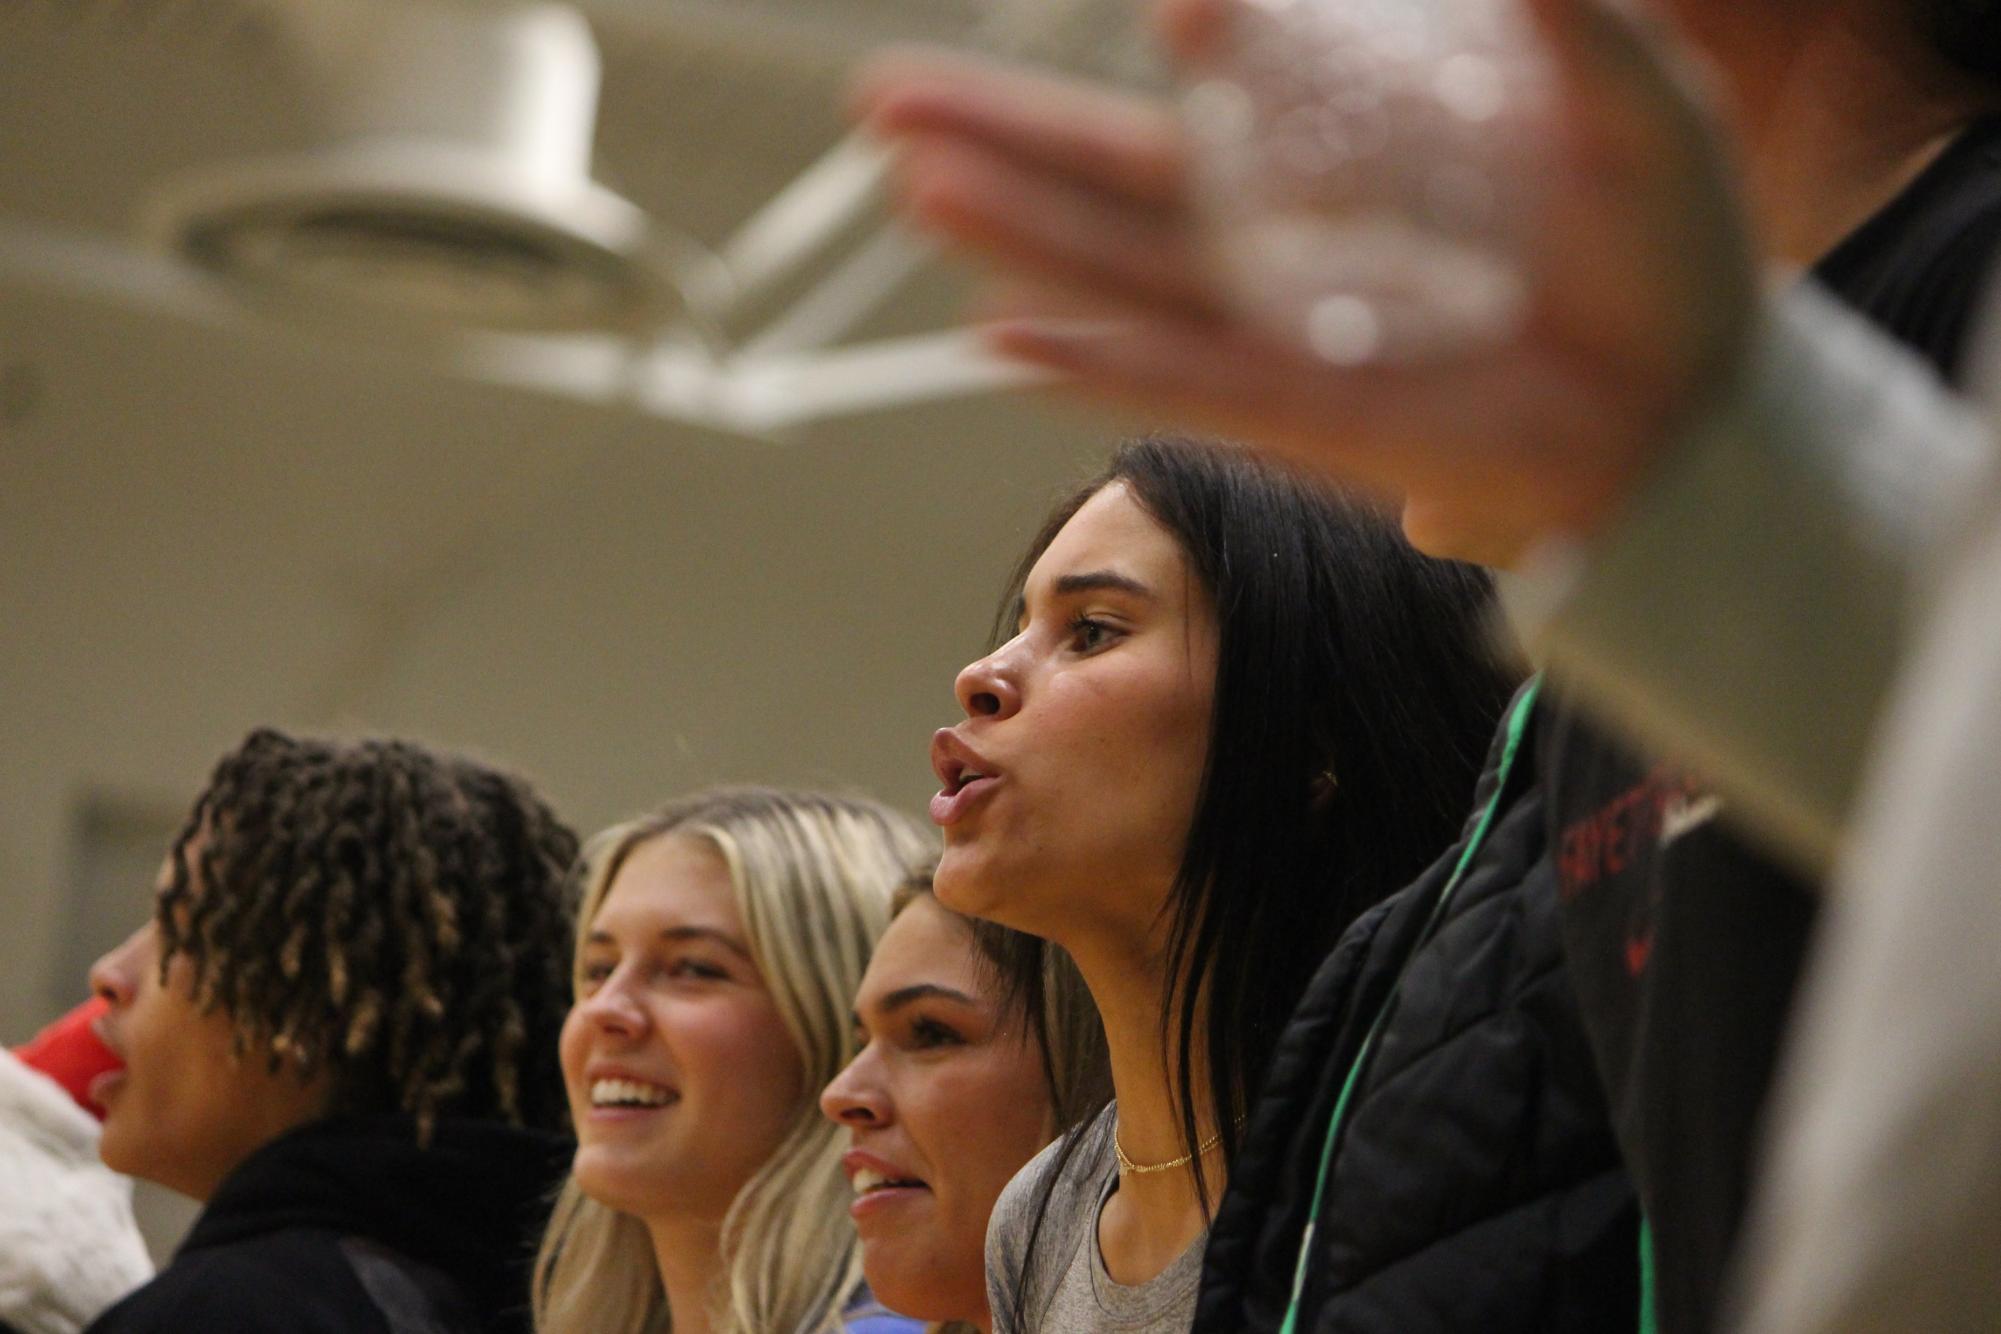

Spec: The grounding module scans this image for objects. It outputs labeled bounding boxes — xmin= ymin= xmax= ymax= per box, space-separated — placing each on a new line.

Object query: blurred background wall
xmin=0 ymin=297 xmax=1104 ymax=1029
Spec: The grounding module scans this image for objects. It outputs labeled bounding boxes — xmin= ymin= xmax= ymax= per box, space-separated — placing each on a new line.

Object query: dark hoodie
xmin=85 ymin=1116 xmax=570 ymax=1334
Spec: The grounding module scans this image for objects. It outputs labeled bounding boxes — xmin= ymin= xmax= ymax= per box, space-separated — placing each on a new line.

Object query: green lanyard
xmin=1278 ymin=676 xmax=1542 ymax=1334
xmin=1638 ymin=1217 xmax=1659 ymax=1334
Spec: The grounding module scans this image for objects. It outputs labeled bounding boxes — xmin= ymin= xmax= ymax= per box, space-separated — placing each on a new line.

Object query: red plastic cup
xmin=14 ymin=996 xmax=123 ymax=1120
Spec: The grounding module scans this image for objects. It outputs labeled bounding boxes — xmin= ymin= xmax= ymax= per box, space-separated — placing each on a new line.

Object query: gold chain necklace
xmin=1112 ymin=1118 xmax=1241 ymax=1176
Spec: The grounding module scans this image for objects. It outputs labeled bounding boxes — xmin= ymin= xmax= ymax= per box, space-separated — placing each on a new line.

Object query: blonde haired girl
xmin=533 ymin=787 xmax=933 ymax=1334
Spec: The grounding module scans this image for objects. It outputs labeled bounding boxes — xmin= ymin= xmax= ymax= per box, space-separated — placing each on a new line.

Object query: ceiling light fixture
xmin=140 ymin=0 xmax=718 ymax=337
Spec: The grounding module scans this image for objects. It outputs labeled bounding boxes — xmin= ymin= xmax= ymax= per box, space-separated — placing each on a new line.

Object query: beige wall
xmin=0 ymin=282 xmax=1109 ymax=1037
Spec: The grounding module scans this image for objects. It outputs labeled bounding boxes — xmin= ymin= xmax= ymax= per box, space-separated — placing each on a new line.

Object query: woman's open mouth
xmin=929 ymin=731 xmax=1002 ymax=827
xmin=846 ymin=1158 xmax=932 ymax=1219
xmin=851 ymin=1167 xmax=928 ymax=1195
xmin=584 ymin=1075 xmax=679 ymax=1121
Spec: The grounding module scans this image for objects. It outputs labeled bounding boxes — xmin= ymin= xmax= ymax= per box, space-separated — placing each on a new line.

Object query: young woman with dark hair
xmin=927 ymin=436 xmax=1517 ymax=1332
xmin=82 ymin=729 xmax=580 ymax=1334
xmin=822 ymin=873 xmax=1111 ymax=1333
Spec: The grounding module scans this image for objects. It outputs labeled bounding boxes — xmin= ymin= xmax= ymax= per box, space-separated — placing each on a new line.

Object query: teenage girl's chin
xmin=570 ymin=1145 xmax=664 ymax=1214
xmin=931 ymin=846 xmax=998 ymax=920
xmin=858 ymin=1238 xmax=950 ymax=1324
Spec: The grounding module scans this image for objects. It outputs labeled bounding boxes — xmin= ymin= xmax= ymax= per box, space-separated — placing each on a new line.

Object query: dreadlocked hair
xmin=154 ymin=727 xmax=580 ymax=1139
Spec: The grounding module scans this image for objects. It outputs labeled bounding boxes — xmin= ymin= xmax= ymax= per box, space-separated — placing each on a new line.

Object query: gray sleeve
xmin=1733 ymin=499 xmax=2001 ymax=1332
xmin=1516 ymin=279 xmax=1994 ymax=871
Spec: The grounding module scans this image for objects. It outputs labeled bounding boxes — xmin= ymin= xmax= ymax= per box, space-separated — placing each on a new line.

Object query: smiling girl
xmin=822 ymin=873 xmax=1110 ymax=1333
xmin=531 ymin=787 xmax=934 ymax=1334
xmin=931 ymin=437 xmax=1517 ymax=1332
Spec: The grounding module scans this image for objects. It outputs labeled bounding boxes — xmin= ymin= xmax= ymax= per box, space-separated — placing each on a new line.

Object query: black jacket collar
xmin=182 ymin=1115 xmax=571 ymax=1328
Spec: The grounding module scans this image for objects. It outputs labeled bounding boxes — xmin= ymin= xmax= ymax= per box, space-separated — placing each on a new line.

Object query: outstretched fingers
xmin=1156 ymin=0 xmax=1235 ymax=66
xmin=977 ymin=277 xmax=1637 ymax=557
xmin=855 ymin=46 xmax=1190 ymax=211
xmin=891 ymin=130 xmax=1225 ymax=321
xmin=978 ymin=282 xmax=1442 ymax=494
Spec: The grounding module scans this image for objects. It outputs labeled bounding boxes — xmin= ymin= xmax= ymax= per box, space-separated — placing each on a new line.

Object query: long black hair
xmin=993 ymin=436 xmax=1519 ymax=1214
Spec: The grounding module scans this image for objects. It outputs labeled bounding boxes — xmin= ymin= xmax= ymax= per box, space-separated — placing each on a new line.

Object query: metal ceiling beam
xmin=0 ymin=219 xmax=1050 ymax=435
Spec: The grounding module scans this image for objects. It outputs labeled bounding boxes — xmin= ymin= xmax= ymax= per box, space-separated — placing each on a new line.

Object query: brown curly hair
xmin=155 ymin=728 xmax=579 ymax=1138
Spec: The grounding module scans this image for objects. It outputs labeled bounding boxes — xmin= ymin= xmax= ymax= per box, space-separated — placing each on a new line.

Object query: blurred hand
xmin=853 ymin=0 xmax=1757 ymax=567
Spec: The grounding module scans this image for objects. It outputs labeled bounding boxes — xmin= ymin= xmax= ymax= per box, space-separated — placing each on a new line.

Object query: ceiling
xmin=0 ymin=0 xmax=1166 ymax=428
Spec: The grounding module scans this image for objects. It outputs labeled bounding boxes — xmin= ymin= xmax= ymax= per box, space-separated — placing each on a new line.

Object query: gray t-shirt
xmin=984 ymin=1105 xmax=1205 ymax=1334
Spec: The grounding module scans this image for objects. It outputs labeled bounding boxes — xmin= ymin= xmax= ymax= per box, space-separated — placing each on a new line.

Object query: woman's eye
xmin=665 ymin=959 xmax=729 ymax=982
xmin=910 ymin=1017 xmax=965 ymax=1049
xmin=579 ymin=961 xmax=614 ymax=986
xmin=1067 ymin=616 xmax=1116 ymax=652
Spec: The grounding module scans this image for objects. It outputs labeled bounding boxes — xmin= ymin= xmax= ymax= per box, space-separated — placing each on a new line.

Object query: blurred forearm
xmin=1522 ymin=280 xmax=1992 ymax=871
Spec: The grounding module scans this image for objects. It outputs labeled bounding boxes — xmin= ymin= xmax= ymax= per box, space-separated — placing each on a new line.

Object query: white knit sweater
xmin=0 ymin=1049 xmax=152 ymax=1334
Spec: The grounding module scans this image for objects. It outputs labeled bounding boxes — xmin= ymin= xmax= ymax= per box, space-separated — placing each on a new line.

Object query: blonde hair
xmin=533 ymin=787 xmax=934 ymax=1334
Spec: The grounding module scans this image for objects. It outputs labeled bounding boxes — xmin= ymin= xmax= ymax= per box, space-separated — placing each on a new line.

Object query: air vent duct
xmin=142 ymin=0 xmax=710 ymax=335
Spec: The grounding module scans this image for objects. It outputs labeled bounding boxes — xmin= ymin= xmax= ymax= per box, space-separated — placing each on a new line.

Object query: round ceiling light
xmin=141 ymin=0 xmax=716 ymax=336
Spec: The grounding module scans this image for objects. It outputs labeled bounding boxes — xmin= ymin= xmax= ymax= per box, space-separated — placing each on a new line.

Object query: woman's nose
xmin=820 ymin=1045 xmax=892 ymax=1127
xmin=575 ymin=974 xmax=648 ymax=1038
xmin=954 ymin=638 xmax=1024 ymax=721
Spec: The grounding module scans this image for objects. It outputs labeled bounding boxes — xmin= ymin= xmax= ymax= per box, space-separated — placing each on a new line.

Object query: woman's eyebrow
xmin=1053 ymin=570 xmax=1154 ymax=600
xmin=581 ymin=925 xmax=752 ymax=959
xmin=878 ymin=982 xmax=980 ymax=1012
xmin=656 ymin=926 xmax=753 ymax=958
xmin=1015 ymin=569 xmax=1157 ymax=625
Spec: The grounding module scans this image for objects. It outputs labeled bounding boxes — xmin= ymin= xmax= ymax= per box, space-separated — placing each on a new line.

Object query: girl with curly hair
xmin=84 ymin=728 xmax=580 ymax=1334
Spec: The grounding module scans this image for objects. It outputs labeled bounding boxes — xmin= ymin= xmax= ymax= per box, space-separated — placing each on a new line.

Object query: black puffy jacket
xmin=1194 ymin=686 xmax=1639 ymax=1333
